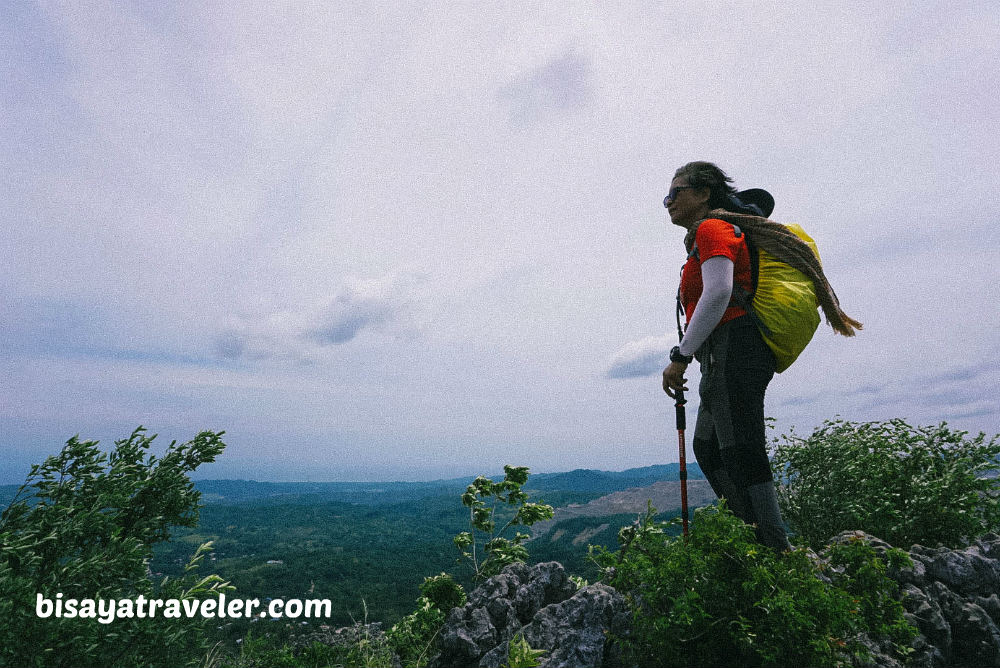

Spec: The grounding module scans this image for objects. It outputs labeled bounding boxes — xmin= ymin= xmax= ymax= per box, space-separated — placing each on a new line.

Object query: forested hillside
xmin=148 ymin=468 xmax=695 ymax=627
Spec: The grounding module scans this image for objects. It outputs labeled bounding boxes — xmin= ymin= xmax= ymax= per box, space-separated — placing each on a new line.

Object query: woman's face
xmin=665 ymin=176 xmax=710 ymax=229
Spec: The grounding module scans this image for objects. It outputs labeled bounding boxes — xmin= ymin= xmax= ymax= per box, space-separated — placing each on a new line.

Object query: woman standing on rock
xmin=661 ymin=161 xmax=860 ymax=551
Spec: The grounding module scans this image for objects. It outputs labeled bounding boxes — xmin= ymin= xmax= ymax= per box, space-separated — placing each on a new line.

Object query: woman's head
xmin=665 ymin=162 xmax=774 ymax=228
xmin=664 ymin=161 xmax=735 ymax=228
xmin=672 ymin=161 xmax=737 ymax=210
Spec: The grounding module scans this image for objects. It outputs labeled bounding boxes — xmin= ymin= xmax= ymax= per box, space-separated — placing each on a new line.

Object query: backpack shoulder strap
xmin=728 ymin=224 xmax=771 ymax=336
xmin=675 ymin=264 xmax=686 ymax=342
xmin=736 ymin=225 xmax=760 ymax=294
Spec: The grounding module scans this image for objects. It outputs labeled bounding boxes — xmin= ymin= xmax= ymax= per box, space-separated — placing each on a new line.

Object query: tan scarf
xmin=685 ymin=209 xmax=863 ymax=337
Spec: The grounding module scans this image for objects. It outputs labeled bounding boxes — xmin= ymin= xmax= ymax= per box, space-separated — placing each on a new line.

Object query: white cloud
xmin=607 ymin=335 xmax=673 ymax=379
xmin=216 ymin=275 xmax=419 ymax=361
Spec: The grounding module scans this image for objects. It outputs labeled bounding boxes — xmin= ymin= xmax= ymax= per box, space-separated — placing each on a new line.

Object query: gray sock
xmin=747 ymin=481 xmax=792 ymax=552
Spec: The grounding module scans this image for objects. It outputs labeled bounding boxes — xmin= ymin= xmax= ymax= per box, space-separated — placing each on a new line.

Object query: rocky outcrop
xmin=901 ymin=534 xmax=1000 ymax=668
xmin=434 ymin=536 xmax=1000 ymax=668
xmin=297 ymin=534 xmax=1000 ymax=668
xmin=831 ymin=531 xmax=1000 ymax=668
xmin=431 ymin=561 xmax=629 ymax=668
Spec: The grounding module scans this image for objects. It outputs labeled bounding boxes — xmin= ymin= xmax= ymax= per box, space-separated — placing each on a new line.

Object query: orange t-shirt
xmin=678 ymin=218 xmax=753 ymax=326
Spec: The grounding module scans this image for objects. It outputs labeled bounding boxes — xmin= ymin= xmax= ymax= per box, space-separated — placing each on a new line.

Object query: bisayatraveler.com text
xmin=36 ymin=593 xmax=334 ymax=624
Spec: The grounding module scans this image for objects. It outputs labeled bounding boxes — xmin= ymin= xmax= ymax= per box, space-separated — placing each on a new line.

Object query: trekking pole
xmin=674 ymin=288 xmax=690 ymax=539
xmin=675 ymin=388 xmax=689 ymax=539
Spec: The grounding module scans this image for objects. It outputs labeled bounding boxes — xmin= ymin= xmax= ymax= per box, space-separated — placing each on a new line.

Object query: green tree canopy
xmin=0 ymin=427 xmax=228 ymax=668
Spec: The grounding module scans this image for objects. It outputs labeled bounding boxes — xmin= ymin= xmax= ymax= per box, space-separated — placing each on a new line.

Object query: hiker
xmin=661 ymin=161 xmax=860 ymax=551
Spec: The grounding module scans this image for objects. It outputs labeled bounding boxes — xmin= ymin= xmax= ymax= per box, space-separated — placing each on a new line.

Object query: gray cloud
xmin=942 ymin=405 xmax=998 ymax=422
xmin=310 ymin=287 xmax=396 ymax=345
xmin=0 ymin=297 xmax=213 ymax=367
xmin=916 ymin=366 xmax=985 ymax=386
xmin=215 ymin=276 xmax=417 ymax=362
xmin=498 ymin=49 xmax=591 ymax=122
xmin=0 ymin=298 xmax=107 ymax=359
xmin=779 ymin=392 xmax=830 ymax=408
xmin=214 ymin=331 xmax=249 ymax=362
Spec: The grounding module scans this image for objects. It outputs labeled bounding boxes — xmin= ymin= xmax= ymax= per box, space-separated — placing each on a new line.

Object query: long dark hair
xmin=673 ymin=161 xmax=738 ymax=211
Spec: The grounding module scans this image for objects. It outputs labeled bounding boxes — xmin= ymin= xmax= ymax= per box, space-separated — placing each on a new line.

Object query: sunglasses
xmin=664 ymin=185 xmax=695 ymax=206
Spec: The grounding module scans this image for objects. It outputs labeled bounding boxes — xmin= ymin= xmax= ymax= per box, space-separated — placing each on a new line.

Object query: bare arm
xmin=678 ymin=255 xmax=733 ymax=357
xmin=663 ymin=255 xmax=733 ymax=397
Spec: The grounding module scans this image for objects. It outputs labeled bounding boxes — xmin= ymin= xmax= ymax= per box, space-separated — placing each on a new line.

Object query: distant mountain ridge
xmin=190 ymin=464 xmax=705 ymax=505
xmin=187 ymin=463 xmax=705 ymax=505
xmin=528 ymin=463 xmax=704 ymax=492
xmin=0 ymin=463 xmax=705 ymax=508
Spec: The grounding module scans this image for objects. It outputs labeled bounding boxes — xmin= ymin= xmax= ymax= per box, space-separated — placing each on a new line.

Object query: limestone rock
xmin=520 ymin=583 xmax=629 ymax=668
xmin=432 ymin=562 xmax=625 ymax=668
xmin=858 ymin=533 xmax=1000 ymax=668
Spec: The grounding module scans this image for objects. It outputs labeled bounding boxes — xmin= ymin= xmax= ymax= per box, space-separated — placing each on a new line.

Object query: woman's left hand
xmin=663 ymin=361 xmax=688 ymax=398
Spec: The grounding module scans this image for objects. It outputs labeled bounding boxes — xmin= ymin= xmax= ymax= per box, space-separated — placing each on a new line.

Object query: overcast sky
xmin=2 ymin=1 xmax=998 ymax=483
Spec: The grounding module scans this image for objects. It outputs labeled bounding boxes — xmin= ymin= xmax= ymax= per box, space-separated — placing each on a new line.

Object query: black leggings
xmin=692 ymin=316 xmax=775 ymax=494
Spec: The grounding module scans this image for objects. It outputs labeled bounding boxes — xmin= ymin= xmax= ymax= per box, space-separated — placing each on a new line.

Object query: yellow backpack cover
xmin=743 ymin=223 xmax=821 ymax=373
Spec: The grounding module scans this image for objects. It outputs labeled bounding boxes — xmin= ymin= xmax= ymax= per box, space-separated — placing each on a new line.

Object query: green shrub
xmin=221 ymin=629 xmax=386 ymax=668
xmin=225 ymin=631 xmax=301 ymax=668
xmin=386 ymin=574 xmax=465 ymax=668
xmin=222 ymin=621 xmax=397 ymax=668
xmin=594 ymin=503 xmax=915 ymax=668
xmin=772 ymin=419 xmax=1000 ymax=549
xmin=386 ymin=596 xmax=445 ymax=668
xmin=418 ymin=572 xmax=466 ymax=612
xmin=0 ymin=428 xmax=228 ymax=668
xmin=453 ymin=466 xmax=554 ymax=581
xmin=824 ymin=536 xmax=916 ymax=657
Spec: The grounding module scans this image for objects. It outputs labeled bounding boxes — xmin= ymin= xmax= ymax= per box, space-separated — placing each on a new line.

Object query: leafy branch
xmin=453 ymin=466 xmax=553 ymax=581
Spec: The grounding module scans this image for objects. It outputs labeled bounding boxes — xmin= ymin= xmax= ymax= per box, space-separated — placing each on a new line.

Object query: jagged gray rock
xmin=519 ymin=584 xmax=629 ymax=668
xmin=833 ymin=531 xmax=1000 ymax=668
xmin=432 ymin=561 xmax=627 ymax=668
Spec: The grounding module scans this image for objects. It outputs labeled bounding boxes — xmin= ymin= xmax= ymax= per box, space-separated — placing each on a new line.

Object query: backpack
xmin=732 ymin=223 xmax=821 ymax=373
xmin=676 ymin=222 xmax=822 ymax=373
